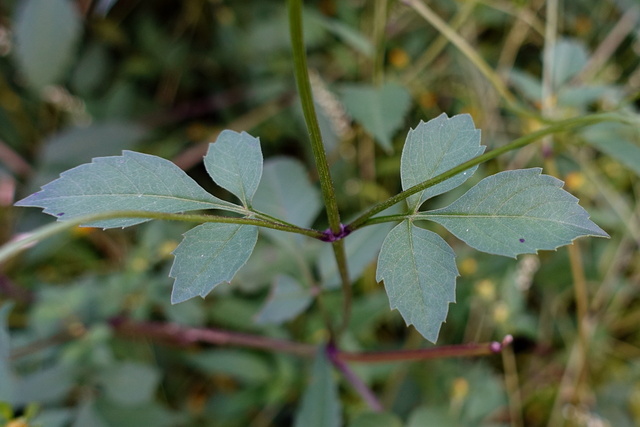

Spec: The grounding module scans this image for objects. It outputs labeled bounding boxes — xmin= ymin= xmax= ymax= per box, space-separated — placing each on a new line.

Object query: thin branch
xmin=345 ymin=112 xmax=632 ymax=232
xmin=0 ymin=210 xmax=325 ymax=265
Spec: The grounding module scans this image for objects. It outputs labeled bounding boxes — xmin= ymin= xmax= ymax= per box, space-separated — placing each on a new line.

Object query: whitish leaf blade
xmin=16 ymin=151 xmax=239 ymax=228
xmin=253 ymin=157 xmax=321 ymax=228
xmin=13 ymin=0 xmax=82 ymax=90
xmin=341 ymin=83 xmax=411 ymax=153
xmin=170 ymin=223 xmax=258 ymax=304
xmin=294 ymin=347 xmax=341 ymax=427
xmin=204 ymin=130 xmax=263 ymax=207
xmin=418 ymin=168 xmax=609 ymax=258
xmin=376 ymin=221 xmax=458 ymax=343
xmin=401 ymin=113 xmax=485 ymax=211
xmin=254 ymin=275 xmax=313 ymax=325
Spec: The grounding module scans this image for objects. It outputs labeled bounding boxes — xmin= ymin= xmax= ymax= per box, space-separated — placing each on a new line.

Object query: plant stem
xmin=288 ymin=0 xmax=352 ymax=339
xmin=0 ymin=210 xmax=324 ymax=264
xmin=345 ymin=112 xmax=630 ymax=232
xmin=327 ymin=343 xmax=384 ymax=412
xmin=287 ymin=0 xmax=341 ymax=235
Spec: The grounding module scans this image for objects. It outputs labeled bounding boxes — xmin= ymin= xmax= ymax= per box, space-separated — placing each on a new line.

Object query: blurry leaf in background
xmin=377 ymin=220 xmax=458 ymax=343
xmin=98 ymin=362 xmax=160 ymax=406
xmin=255 ymin=275 xmax=313 ymax=325
xmin=294 ymin=347 xmax=342 ymax=427
xmin=311 ymin=14 xmax=374 ymax=57
xmin=73 ymin=400 xmax=108 ymax=427
xmin=16 ymin=151 xmax=241 ymax=228
xmin=11 ymin=364 xmax=75 ymax=407
xmin=12 ymin=0 xmax=82 ymax=90
xmin=204 ymin=130 xmax=263 ymax=208
xmin=349 ymin=411 xmax=402 ymax=427
xmin=401 ymin=114 xmax=484 ymax=211
xmin=188 ymin=349 xmax=272 ymax=385
xmin=549 ymin=38 xmax=589 ymax=89
xmin=341 ymin=82 xmax=411 ymax=153
xmin=407 ymin=406 xmax=457 ymax=427
xmin=419 ymin=168 xmax=609 ymax=257
xmin=582 ymin=122 xmax=640 ymax=177
xmin=0 ymin=303 xmax=14 ymax=402
xmin=170 ymin=223 xmax=259 ymax=304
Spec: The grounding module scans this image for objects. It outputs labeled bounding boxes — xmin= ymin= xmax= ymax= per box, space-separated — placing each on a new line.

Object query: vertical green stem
xmin=288 ymin=0 xmax=341 ymax=234
xmin=288 ymin=0 xmax=352 ymax=337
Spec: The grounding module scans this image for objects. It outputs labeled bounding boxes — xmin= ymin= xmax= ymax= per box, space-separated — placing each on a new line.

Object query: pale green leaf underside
xmin=376 ymin=221 xmax=458 ymax=343
xmin=417 ymin=168 xmax=609 ymax=258
xmin=294 ymin=347 xmax=342 ymax=427
xmin=402 ymin=113 xmax=485 ymax=211
xmin=205 ymin=130 xmax=263 ymax=207
xmin=253 ymin=157 xmax=322 ymax=228
xmin=254 ymin=275 xmax=313 ymax=325
xmin=170 ymin=223 xmax=258 ymax=304
xmin=13 ymin=0 xmax=82 ymax=90
xmin=341 ymin=82 xmax=411 ymax=153
xmin=16 ymin=151 xmax=241 ymax=228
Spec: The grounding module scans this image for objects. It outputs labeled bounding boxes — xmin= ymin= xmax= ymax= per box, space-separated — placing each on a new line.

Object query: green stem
xmin=0 ymin=211 xmax=324 ymax=264
xmin=346 ymin=112 xmax=630 ymax=232
xmin=289 ymin=0 xmax=353 ymax=338
xmin=288 ymin=0 xmax=341 ymax=235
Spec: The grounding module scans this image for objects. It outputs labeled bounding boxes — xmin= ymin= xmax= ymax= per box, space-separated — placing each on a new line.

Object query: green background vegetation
xmin=0 ymin=0 xmax=639 ymax=426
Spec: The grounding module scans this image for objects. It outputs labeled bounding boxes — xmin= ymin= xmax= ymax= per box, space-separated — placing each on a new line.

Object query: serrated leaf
xmin=204 ymin=130 xmax=263 ymax=207
xmin=16 ymin=151 xmax=241 ymax=228
xmin=417 ymin=168 xmax=609 ymax=258
xmin=401 ymin=114 xmax=485 ymax=211
xmin=254 ymin=275 xmax=313 ymax=325
xmin=376 ymin=221 xmax=458 ymax=343
xmin=13 ymin=0 xmax=82 ymax=90
xmin=341 ymin=83 xmax=411 ymax=153
xmin=294 ymin=347 xmax=341 ymax=427
xmin=170 ymin=223 xmax=258 ymax=304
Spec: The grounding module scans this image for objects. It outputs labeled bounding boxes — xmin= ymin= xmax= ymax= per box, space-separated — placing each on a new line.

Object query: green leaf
xmin=341 ymin=83 xmax=411 ymax=153
xmin=294 ymin=347 xmax=342 ymax=427
xmin=0 ymin=303 xmax=13 ymax=402
xmin=401 ymin=114 xmax=485 ymax=211
xmin=254 ymin=275 xmax=313 ymax=325
xmin=582 ymin=123 xmax=640 ymax=177
xmin=13 ymin=0 xmax=82 ymax=90
xmin=376 ymin=221 xmax=458 ymax=343
xmin=551 ymin=38 xmax=588 ymax=89
xmin=417 ymin=168 xmax=609 ymax=257
xmin=170 ymin=223 xmax=258 ymax=303
xmin=204 ymin=130 xmax=263 ymax=207
xmin=16 ymin=151 xmax=241 ymax=228
xmin=99 ymin=362 xmax=160 ymax=406
xmin=188 ymin=349 xmax=272 ymax=385
xmin=253 ymin=157 xmax=321 ymax=228
xmin=350 ymin=412 xmax=403 ymax=427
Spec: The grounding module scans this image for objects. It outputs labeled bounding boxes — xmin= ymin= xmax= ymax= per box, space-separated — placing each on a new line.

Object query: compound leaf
xmin=341 ymin=82 xmax=411 ymax=153
xmin=254 ymin=275 xmax=313 ymax=325
xmin=294 ymin=347 xmax=341 ymax=427
xmin=16 ymin=151 xmax=241 ymax=228
xmin=170 ymin=223 xmax=258 ymax=304
xmin=204 ymin=130 xmax=263 ymax=207
xmin=417 ymin=168 xmax=609 ymax=257
xmin=376 ymin=221 xmax=458 ymax=343
xmin=401 ymin=113 xmax=485 ymax=211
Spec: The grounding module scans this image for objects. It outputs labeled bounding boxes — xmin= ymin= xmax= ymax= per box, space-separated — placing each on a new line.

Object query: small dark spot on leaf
xmin=57 ymin=212 xmax=65 ymax=216
xmin=519 ymin=238 xmax=525 ymax=243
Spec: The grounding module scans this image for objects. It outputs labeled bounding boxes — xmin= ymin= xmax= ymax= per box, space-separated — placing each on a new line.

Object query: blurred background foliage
xmin=0 ymin=0 xmax=639 ymax=426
